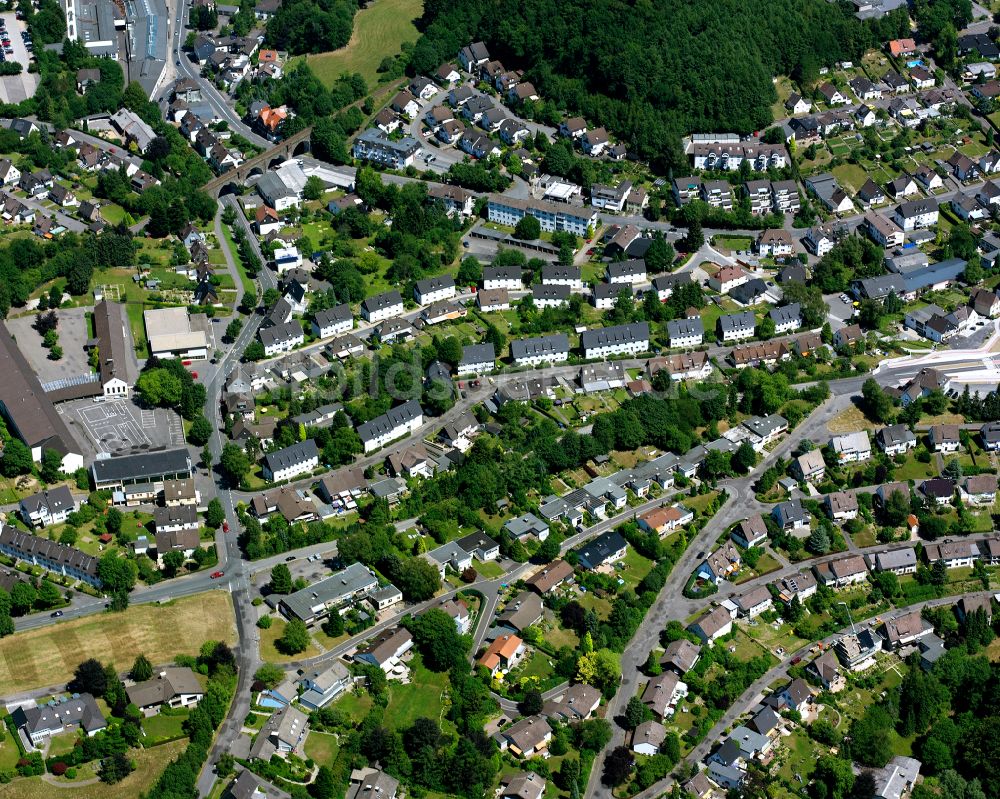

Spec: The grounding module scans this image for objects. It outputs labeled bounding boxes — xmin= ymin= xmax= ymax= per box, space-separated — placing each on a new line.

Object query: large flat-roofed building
xmin=487 ymin=194 xmax=598 ymax=238
xmin=0 ymin=323 xmax=83 ymax=473
xmin=64 ymin=0 xmax=123 ymax=58
xmin=280 ymin=562 xmax=380 ymax=625
xmin=91 ymin=448 xmax=194 ymax=492
xmin=352 ymin=128 xmax=420 ymax=168
xmin=144 ymin=307 xmax=209 ymax=360
xmin=93 ymin=300 xmax=138 ymax=398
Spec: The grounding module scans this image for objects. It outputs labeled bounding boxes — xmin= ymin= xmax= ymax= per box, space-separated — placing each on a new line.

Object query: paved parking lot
xmin=0 ymin=13 xmax=38 ymax=103
xmin=949 ymin=319 xmax=996 ymax=350
xmin=5 ymin=308 xmax=91 ymax=385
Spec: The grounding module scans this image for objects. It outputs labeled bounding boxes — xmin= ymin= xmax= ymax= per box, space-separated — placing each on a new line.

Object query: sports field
xmin=294 ymin=0 xmax=423 ymax=88
xmin=0 ymin=592 xmax=236 ymax=694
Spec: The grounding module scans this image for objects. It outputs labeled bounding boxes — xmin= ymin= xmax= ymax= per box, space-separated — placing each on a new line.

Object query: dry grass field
xmin=0 ymin=592 xmax=235 ymax=694
xmin=5 ymin=739 xmax=187 ymax=799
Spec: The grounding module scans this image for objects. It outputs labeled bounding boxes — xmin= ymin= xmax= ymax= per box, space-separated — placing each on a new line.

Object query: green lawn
xmin=141 ymin=709 xmax=189 ymax=743
xmin=304 ymin=730 xmax=339 ymax=766
xmin=220 ymin=222 xmax=255 ymax=299
xmin=100 ymin=204 xmax=126 ymax=225
xmin=0 ymin=732 xmax=20 ymax=771
xmin=259 ymin=618 xmax=321 ymax=663
xmin=333 ymin=690 xmax=373 ymax=722
xmin=293 ymin=0 xmax=423 ymax=88
xmin=831 ymin=163 xmax=870 ymax=195
xmin=893 ymin=450 xmax=937 ymax=481
xmin=385 ymin=653 xmax=449 ymax=730
xmin=472 ymin=560 xmax=505 ymax=579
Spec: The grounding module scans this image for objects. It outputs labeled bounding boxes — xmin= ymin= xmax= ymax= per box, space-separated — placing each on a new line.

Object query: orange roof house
xmin=478 ymin=634 xmax=524 ymax=676
xmin=258 ymin=49 xmax=279 ymax=64
xmin=255 ymin=205 xmax=279 ymax=223
xmin=889 ymin=39 xmax=916 ymax=57
xmin=258 ymin=106 xmax=287 ymax=132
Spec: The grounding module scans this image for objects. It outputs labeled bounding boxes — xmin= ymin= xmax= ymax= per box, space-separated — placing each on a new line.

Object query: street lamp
xmin=837 ymin=600 xmax=857 ymax=635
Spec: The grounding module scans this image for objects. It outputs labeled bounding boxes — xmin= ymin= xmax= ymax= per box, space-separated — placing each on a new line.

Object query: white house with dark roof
xmin=876 ymin=424 xmax=917 ymax=456
xmin=262 ymin=439 xmax=319 ymax=482
xmin=581 ymin=322 xmax=649 ymax=359
xmin=414 ymin=275 xmax=456 ymax=305
xmin=689 ymin=605 xmax=733 ymax=644
xmin=360 ymin=290 xmax=404 ymax=323
xmin=666 ymin=317 xmax=704 ymax=348
xmin=311 ymin=305 xmax=353 ymax=338
xmin=356 ymin=400 xmax=423 ymax=453
xmin=20 ymin=486 xmax=76 ymax=528
xmin=511 ymin=334 xmax=570 ymax=366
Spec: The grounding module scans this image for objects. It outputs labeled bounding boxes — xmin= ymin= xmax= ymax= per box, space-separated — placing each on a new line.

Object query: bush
xmin=50 ymin=761 xmax=68 ymax=776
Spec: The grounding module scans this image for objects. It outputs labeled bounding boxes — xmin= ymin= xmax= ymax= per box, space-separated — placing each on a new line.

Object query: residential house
xmin=717 ymin=311 xmax=756 ymax=343
xmin=825 ymin=491 xmax=859 ymax=521
xmin=923 ymin=539 xmax=979 ymax=568
xmin=497 ymin=591 xmax=544 ymax=633
xmin=127 ymin=667 xmax=204 ymax=716
xmin=576 ymin=531 xmax=628 ymax=570
xmin=354 ymin=627 xmax=413 ymax=672
xmin=772 ymin=571 xmax=818 ymax=605
xmin=665 ymin=317 xmax=704 ymax=348
xmin=526 ymin=560 xmax=575 ymax=595
xmin=964 ymin=474 xmax=998 ymax=505
xmin=688 ymin=605 xmax=734 ymax=644
xmin=504 ymin=513 xmax=550 ymax=542
xmin=921 ymin=477 xmax=956 ymax=506
xmin=872 ymin=547 xmax=918 ymax=575
xmin=830 ymin=430 xmax=872 ymax=463
xmin=733 ymin=515 xmax=768 ymax=548
xmin=772 ymin=500 xmax=810 ymax=532
xmin=13 ymin=694 xmax=106 ymax=748
xmin=734 ymin=586 xmax=773 ymax=618
xmin=696 ymin=543 xmax=742 ymax=584
xmin=19 ymin=486 xmax=76 ymax=528
xmin=928 ymin=424 xmax=961 ymax=453
xmin=478 ymin=634 xmax=526 ymax=676
xmin=792 ymin=449 xmax=826 ymax=483
xmin=641 ymin=671 xmax=688 ymax=719
xmin=814 ymin=554 xmax=868 ymax=587
xmin=808 ymin=650 xmax=846 ymax=692
xmin=262 ymin=439 xmax=319 ymax=482
xmin=660 ymin=639 xmax=701 ymax=675
xmin=876 ymin=424 xmax=917 ymax=456
xmin=499 ymin=716 xmax=552 ymax=758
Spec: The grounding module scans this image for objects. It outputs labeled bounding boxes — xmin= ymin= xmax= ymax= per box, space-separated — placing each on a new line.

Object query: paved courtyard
xmin=59 ymin=397 xmax=184 ymax=459
xmin=5 ymin=308 xmax=91 ymax=385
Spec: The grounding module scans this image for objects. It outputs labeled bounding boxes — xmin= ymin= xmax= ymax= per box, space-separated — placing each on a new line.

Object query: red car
xmin=182 ymin=360 xmax=192 ymax=366
xmin=210 ymin=571 xmax=224 ymax=579
xmin=190 ymin=371 xmax=198 ymax=379
xmin=222 ymin=521 xmax=229 ymax=533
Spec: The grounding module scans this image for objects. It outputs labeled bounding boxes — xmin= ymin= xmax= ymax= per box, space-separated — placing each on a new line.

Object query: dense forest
xmin=410 ymin=0 xmax=908 ymax=170
xmin=265 ymin=0 xmax=358 ymax=54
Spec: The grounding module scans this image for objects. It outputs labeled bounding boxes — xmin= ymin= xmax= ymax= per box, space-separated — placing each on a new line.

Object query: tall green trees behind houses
xmin=409 ymin=0 xmax=910 ymax=170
